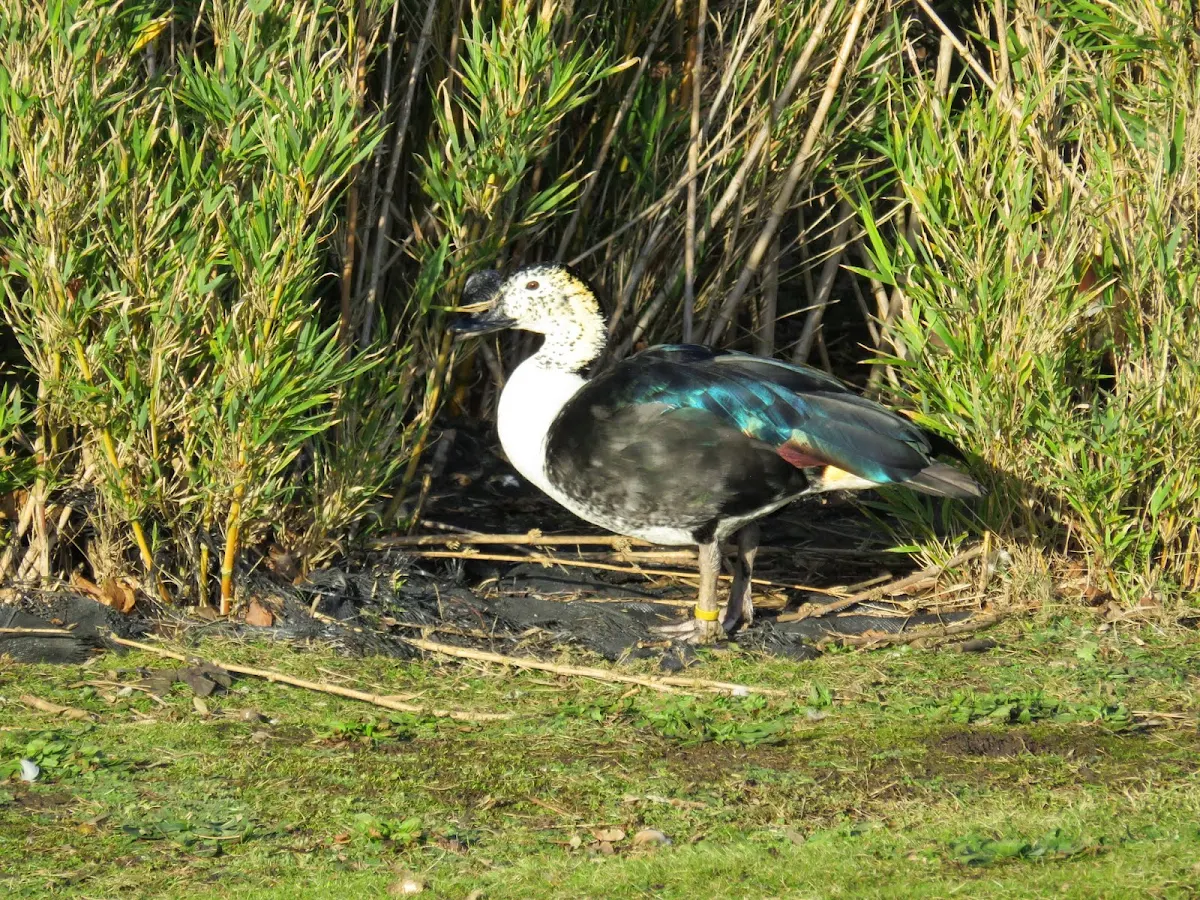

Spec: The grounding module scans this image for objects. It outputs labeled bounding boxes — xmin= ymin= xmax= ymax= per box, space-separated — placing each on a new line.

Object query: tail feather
xmin=905 ymin=462 xmax=985 ymax=499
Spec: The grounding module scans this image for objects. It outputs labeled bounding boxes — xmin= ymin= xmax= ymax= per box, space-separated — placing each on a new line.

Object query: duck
xmin=450 ymin=263 xmax=983 ymax=643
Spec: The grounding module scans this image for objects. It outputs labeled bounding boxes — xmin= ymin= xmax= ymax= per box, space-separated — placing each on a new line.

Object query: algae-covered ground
xmin=2 ymin=616 xmax=1198 ymax=899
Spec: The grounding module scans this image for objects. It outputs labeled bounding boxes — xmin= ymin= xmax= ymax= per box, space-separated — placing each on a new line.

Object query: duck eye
xmin=525 ymin=280 xmax=539 ymax=290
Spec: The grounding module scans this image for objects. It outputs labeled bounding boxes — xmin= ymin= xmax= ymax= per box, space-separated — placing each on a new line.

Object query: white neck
xmin=496 ymin=355 xmax=586 ymax=495
xmin=492 ymin=276 xmax=607 ymax=503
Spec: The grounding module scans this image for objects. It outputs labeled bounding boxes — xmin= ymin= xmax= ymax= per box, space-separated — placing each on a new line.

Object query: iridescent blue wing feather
xmin=593 ymin=345 xmax=980 ymax=497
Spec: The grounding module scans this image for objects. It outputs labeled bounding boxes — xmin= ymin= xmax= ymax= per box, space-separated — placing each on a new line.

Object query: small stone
xmin=958 ymin=638 xmax=998 ymax=653
xmin=239 ymin=708 xmax=266 ymax=723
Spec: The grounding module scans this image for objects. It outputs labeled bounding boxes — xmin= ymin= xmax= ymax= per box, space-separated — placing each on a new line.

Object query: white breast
xmin=496 ymin=358 xmax=699 ymax=546
xmin=496 ymin=359 xmax=586 ymax=497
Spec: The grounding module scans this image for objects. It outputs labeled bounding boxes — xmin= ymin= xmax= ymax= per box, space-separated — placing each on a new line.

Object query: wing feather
xmin=590 ymin=345 xmax=982 ymax=497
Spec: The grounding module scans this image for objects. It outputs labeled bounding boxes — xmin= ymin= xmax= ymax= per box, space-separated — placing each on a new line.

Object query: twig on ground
xmin=0 ymin=626 xmax=76 ymax=636
xmin=106 ymin=636 xmax=511 ymax=722
xmin=525 ymin=795 xmax=580 ymax=819
xmin=374 ymin=531 xmax=654 ymax=548
xmin=386 ymin=620 xmax=502 ymax=640
xmin=19 ymin=694 xmax=93 ymax=720
xmin=407 ymin=638 xmax=684 ymax=693
xmin=779 ymin=545 xmax=983 ymax=621
xmin=839 ymin=573 xmax=893 ymax=594
xmin=403 ymin=549 xmax=845 ymax=596
xmin=817 ymin=607 xmax=1016 ymax=650
xmin=1130 ymin=710 xmax=1197 ymax=729
xmin=378 ymin=532 xmax=894 ymax=567
xmin=404 ymin=637 xmax=786 ymax=696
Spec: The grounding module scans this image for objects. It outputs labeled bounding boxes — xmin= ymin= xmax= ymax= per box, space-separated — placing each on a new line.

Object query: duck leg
xmin=720 ymin=522 xmax=759 ymax=632
xmin=651 ymin=539 xmax=725 ymax=644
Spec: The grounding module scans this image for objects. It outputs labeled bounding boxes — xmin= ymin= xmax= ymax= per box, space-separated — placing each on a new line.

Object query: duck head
xmin=451 ymin=264 xmax=607 ymax=370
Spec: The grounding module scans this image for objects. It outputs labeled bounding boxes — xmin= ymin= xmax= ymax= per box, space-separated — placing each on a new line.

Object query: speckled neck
xmin=529 ymin=294 xmax=606 ymax=373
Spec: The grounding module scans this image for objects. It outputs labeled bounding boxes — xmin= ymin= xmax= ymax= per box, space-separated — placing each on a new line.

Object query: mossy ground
xmin=2 ymin=614 xmax=1198 ymax=899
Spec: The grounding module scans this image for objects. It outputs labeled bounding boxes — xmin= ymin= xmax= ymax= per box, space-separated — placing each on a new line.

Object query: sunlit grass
xmin=2 ymin=618 xmax=1198 ymax=898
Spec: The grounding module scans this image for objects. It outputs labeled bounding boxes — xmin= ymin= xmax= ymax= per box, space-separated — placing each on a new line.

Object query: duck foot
xmin=651 ymin=614 xmax=733 ymax=645
xmin=652 ymin=523 xmax=760 ymax=645
xmin=649 ymin=539 xmax=729 ymax=644
xmin=652 ymin=619 xmax=724 ymax=643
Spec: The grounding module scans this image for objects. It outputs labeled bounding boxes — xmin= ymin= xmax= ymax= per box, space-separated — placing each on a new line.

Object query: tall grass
xmin=853 ymin=2 xmax=1200 ymax=601
xmin=0 ymin=0 xmax=1196 ymax=611
xmin=0 ymin=0 xmax=389 ymax=606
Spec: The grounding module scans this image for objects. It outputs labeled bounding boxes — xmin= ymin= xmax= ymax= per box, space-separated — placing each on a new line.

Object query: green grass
xmin=3 ymin=617 xmax=1199 ymax=898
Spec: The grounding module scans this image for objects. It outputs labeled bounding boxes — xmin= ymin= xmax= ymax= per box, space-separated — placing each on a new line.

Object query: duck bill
xmin=449 ymin=308 xmax=516 ymax=336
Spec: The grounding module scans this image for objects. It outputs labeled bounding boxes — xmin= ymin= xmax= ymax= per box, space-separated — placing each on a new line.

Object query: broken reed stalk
xmin=0 ymin=488 xmax=37 ymax=579
xmin=792 ymin=201 xmax=854 ymax=362
xmin=779 ymin=545 xmax=984 ymax=621
xmin=404 ymin=548 xmax=845 ymax=596
xmin=403 ymin=637 xmax=786 ymax=696
xmin=219 ymin=448 xmax=247 ymax=616
xmin=0 ymin=627 xmax=75 ymax=636
xmin=378 ymin=533 xmax=889 ymax=558
xmin=818 ymin=607 xmax=1017 ymax=650
xmin=555 ymin=0 xmax=673 ymax=262
xmin=681 ymin=0 xmax=708 ymax=342
xmin=360 ymin=0 xmax=439 ymax=346
xmin=19 ymin=694 xmax=91 ymax=720
xmin=374 ymin=532 xmax=654 ymax=547
xmin=14 ymin=469 xmax=91 ymax=583
xmin=106 ymin=635 xmax=511 ymax=722
xmin=706 ymin=0 xmax=871 ymax=345
xmin=569 ymin=550 xmax=701 ymax=567
xmin=197 ymin=517 xmax=212 ymax=609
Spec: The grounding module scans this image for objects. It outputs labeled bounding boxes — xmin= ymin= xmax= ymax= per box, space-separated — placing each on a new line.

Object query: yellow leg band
xmin=694 ymin=606 xmax=719 ymax=622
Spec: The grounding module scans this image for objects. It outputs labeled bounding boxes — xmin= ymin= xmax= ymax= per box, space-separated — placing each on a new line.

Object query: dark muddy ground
xmin=2 ymin=424 xmax=983 ymax=667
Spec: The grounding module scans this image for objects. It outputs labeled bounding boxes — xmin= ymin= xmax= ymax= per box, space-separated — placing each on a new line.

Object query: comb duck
xmin=451 ymin=264 xmax=983 ymax=643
